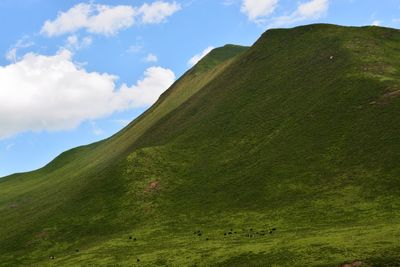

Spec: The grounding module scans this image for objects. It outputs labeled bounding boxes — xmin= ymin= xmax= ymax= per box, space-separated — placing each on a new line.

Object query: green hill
xmin=1 ymin=24 xmax=400 ymax=266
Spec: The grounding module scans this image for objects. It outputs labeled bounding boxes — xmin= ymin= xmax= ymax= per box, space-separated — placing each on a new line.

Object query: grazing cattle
xmin=134 ymin=238 xmax=137 ymax=241
xmin=198 ymin=233 xmax=202 ymax=236
xmin=129 ymin=236 xmax=132 ymax=239
xmin=137 ymin=259 xmax=140 ymax=262
xmin=76 ymin=249 xmax=79 ymax=252
xmin=50 ymin=256 xmax=55 ymax=260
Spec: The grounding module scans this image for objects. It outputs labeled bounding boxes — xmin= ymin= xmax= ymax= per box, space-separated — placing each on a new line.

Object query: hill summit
xmin=1 ymin=24 xmax=400 ymax=266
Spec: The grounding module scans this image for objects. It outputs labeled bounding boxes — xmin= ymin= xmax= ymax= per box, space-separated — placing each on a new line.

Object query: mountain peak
xmin=192 ymin=44 xmax=249 ymax=72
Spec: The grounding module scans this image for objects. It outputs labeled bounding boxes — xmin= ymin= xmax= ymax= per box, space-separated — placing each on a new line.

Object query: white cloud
xmin=41 ymin=1 xmax=181 ymax=37
xmin=188 ymin=46 xmax=215 ymax=67
xmin=241 ymin=0 xmax=278 ymax=22
xmin=268 ymin=0 xmax=329 ymax=28
xmin=5 ymin=36 xmax=34 ymax=63
xmin=0 ymin=50 xmax=175 ymax=139
xmin=371 ymin=20 xmax=382 ymax=26
xmin=144 ymin=53 xmax=158 ymax=63
xmin=115 ymin=67 xmax=176 ymax=108
xmin=296 ymin=0 xmax=328 ymax=18
xmin=222 ymin=0 xmax=237 ymax=6
xmin=5 ymin=48 xmax=17 ymax=63
xmin=41 ymin=3 xmax=135 ymax=36
xmin=138 ymin=1 xmax=181 ymax=24
xmin=65 ymin=35 xmax=92 ymax=50
xmin=127 ymin=44 xmax=144 ymax=53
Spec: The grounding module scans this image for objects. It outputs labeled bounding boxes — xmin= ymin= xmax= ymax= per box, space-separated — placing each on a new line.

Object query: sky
xmin=0 ymin=0 xmax=399 ymax=177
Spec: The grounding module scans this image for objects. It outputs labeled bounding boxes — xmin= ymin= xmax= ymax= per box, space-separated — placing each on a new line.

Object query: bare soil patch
xmin=35 ymin=230 xmax=49 ymax=240
xmin=370 ymin=89 xmax=400 ymax=105
xmin=144 ymin=180 xmax=160 ymax=193
xmin=340 ymin=260 xmax=363 ymax=267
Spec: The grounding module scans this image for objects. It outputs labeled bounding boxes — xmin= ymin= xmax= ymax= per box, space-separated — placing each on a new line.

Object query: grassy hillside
xmin=1 ymin=24 xmax=400 ymax=266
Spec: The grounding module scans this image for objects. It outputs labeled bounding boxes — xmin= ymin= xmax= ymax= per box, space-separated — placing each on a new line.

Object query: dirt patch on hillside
xmin=144 ymin=181 xmax=160 ymax=193
xmin=340 ymin=260 xmax=363 ymax=267
xmin=370 ymin=89 xmax=400 ymax=105
xmin=382 ymin=89 xmax=400 ymax=99
xmin=35 ymin=230 xmax=49 ymax=240
xmin=8 ymin=203 xmax=18 ymax=209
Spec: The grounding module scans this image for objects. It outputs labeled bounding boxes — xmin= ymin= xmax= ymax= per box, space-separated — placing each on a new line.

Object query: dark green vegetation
xmin=1 ymin=24 xmax=400 ymax=266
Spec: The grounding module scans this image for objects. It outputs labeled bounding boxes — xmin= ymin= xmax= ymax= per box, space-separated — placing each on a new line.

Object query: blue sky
xmin=0 ymin=0 xmax=399 ymax=177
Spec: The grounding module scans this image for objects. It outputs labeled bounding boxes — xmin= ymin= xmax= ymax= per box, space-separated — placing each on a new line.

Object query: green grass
xmin=1 ymin=24 xmax=400 ymax=266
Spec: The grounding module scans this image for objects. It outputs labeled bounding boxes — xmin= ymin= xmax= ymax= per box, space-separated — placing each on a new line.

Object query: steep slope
xmin=1 ymin=24 xmax=400 ymax=266
xmin=0 ymin=44 xmax=249 ymax=265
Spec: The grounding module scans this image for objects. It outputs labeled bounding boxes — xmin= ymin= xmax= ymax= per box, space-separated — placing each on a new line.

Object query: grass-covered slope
xmin=1 ymin=24 xmax=400 ymax=266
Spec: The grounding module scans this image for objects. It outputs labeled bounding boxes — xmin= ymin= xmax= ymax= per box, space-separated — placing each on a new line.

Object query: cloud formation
xmin=239 ymin=0 xmax=329 ymax=27
xmin=65 ymin=35 xmax=92 ymax=50
xmin=188 ymin=46 xmax=215 ymax=67
xmin=41 ymin=1 xmax=181 ymax=37
xmin=371 ymin=20 xmax=382 ymax=26
xmin=0 ymin=50 xmax=175 ymax=138
xmin=144 ymin=53 xmax=158 ymax=63
xmin=138 ymin=1 xmax=181 ymax=24
xmin=241 ymin=0 xmax=278 ymax=22
xmin=269 ymin=0 xmax=329 ymax=28
xmin=5 ymin=36 xmax=34 ymax=63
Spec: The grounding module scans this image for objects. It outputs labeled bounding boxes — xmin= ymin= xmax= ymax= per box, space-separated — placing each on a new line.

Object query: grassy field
xmin=1 ymin=24 xmax=400 ymax=266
